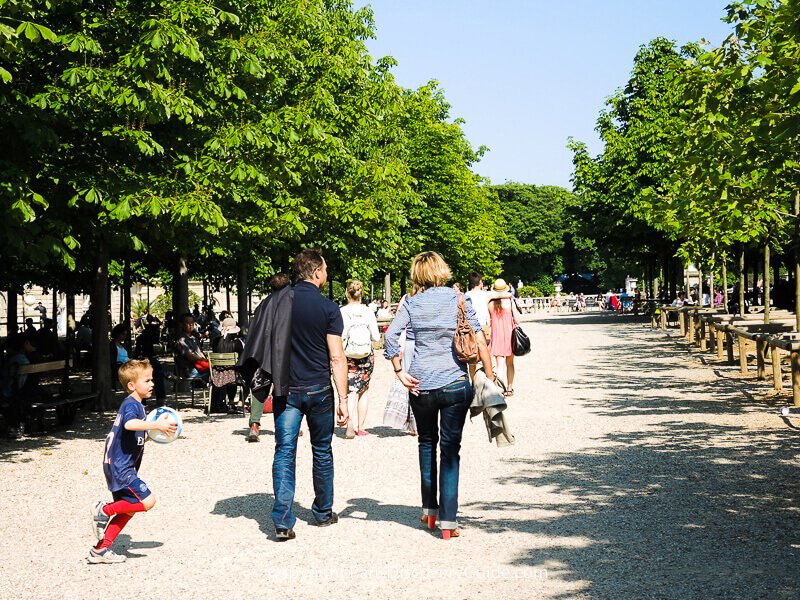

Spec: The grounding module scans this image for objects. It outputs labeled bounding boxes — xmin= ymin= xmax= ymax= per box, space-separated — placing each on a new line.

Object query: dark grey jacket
xmin=237 ymin=286 xmax=293 ymax=399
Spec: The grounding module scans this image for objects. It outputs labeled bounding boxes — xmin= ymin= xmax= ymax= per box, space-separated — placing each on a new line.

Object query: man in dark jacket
xmin=270 ymin=250 xmax=349 ymax=541
xmin=240 ymin=274 xmax=289 ymax=441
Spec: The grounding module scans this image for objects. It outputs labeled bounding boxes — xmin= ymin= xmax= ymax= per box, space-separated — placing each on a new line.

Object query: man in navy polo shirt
xmin=272 ymin=249 xmax=350 ymax=541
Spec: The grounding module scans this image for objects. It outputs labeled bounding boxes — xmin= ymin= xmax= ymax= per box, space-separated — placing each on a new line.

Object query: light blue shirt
xmin=384 ymin=287 xmax=482 ymax=391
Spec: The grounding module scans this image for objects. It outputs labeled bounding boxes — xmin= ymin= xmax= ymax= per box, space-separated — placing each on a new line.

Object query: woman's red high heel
xmin=419 ymin=515 xmax=437 ymax=529
xmin=441 ymin=528 xmax=460 ymax=540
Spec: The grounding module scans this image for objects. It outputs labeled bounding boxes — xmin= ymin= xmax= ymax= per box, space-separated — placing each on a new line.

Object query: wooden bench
xmin=699 ymin=312 xmax=794 ymax=362
xmin=12 ymin=360 xmax=96 ymax=433
xmin=765 ymin=334 xmax=800 ymax=405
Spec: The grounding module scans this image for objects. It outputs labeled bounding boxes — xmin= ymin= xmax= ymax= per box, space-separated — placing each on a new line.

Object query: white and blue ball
xmin=146 ymin=406 xmax=183 ymax=444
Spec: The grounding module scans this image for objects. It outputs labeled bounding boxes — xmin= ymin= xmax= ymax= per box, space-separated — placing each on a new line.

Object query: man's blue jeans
xmin=271 ymin=384 xmax=335 ymax=530
xmin=409 ymin=377 xmax=473 ymax=530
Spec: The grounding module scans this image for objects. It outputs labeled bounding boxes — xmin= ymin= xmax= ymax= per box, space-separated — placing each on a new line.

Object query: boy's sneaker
xmin=87 ymin=547 xmax=126 ymax=564
xmin=90 ymin=500 xmax=110 ymax=540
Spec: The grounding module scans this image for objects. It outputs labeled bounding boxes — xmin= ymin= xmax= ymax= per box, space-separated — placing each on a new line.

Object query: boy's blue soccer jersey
xmin=102 ymin=395 xmax=146 ymax=492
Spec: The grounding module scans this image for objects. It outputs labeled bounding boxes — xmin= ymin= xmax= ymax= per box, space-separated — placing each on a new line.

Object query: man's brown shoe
xmin=247 ymin=423 xmax=260 ymax=443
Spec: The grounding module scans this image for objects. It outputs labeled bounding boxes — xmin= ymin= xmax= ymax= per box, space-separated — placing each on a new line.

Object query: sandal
xmin=503 ymin=389 xmax=514 ymax=397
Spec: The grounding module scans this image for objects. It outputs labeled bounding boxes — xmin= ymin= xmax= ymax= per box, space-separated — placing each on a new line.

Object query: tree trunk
xmin=237 ymin=261 xmax=249 ymax=332
xmin=202 ymin=280 xmax=208 ymax=312
xmin=796 ymin=192 xmax=800 ymax=332
xmin=173 ymin=254 xmax=189 ymax=319
xmin=655 ymin=265 xmax=662 ymax=301
xmin=123 ymin=259 xmax=132 ymax=346
xmin=400 ymin=276 xmax=407 ymax=298
xmin=697 ymin=266 xmax=703 ymax=305
xmin=722 ymin=259 xmax=729 ymax=314
xmin=739 ymin=246 xmax=746 ymax=317
xmin=384 ymin=272 xmax=391 ymax=303
xmin=66 ymin=294 xmax=76 ymax=366
xmin=685 ymin=261 xmax=692 ymax=298
xmin=764 ymin=243 xmax=771 ymax=324
xmin=91 ymin=243 xmax=112 ymax=411
xmin=753 ymin=255 xmax=760 ymax=306
xmin=6 ymin=288 xmax=17 ymax=335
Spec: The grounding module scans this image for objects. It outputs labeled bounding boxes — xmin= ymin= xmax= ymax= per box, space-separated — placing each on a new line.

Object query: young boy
xmin=87 ymin=359 xmax=176 ymax=564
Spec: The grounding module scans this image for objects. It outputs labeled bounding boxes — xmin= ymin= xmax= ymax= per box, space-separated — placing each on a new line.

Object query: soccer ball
xmin=146 ymin=406 xmax=183 ymax=444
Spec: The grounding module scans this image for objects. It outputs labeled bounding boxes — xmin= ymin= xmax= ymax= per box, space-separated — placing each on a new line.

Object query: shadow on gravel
xmin=0 ymin=408 xmax=114 ymax=463
xmin=529 ymin=313 xmax=650 ymax=327
xmin=484 ymin=311 xmax=800 ymax=598
xmin=114 ymin=534 xmax=164 ymax=559
xmin=560 ymin=327 xmax=783 ymax=418
xmin=470 ymin=422 xmax=800 ymax=599
xmin=212 ymin=492 xmax=317 ymax=539
xmin=339 ymin=497 xmax=419 ymax=529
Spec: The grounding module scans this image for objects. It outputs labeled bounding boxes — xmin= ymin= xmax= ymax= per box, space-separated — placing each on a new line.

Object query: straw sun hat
xmin=220 ymin=317 xmax=240 ymax=335
xmin=492 ymin=278 xmax=509 ymax=292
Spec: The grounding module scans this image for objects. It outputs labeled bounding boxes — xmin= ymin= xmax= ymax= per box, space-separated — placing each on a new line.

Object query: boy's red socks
xmin=96 ymin=513 xmax=133 ymax=550
xmin=103 ymin=500 xmax=146 ymax=516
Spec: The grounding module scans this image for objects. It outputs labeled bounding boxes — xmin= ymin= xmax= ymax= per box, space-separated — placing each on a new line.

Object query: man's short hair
xmin=292 ymin=249 xmax=325 ymax=283
xmin=468 ymin=271 xmax=483 ymax=290
xmin=118 ymin=358 xmax=152 ymax=389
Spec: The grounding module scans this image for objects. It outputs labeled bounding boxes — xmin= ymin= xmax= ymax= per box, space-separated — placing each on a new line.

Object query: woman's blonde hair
xmin=410 ymin=251 xmax=452 ymax=294
xmin=346 ymin=279 xmax=363 ymax=301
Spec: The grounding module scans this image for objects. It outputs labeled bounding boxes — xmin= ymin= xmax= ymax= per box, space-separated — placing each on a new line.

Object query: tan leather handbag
xmin=453 ymin=293 xmax=479 ymax=364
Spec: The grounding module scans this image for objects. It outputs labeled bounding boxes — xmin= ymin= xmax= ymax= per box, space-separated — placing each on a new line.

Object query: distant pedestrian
xmin=34 ymin=301 xmax=47 ymax=326
xmin=340 ymin=280 xmax=380 ymax=438
xmin=488 ymin=278 xmax=522 ymax=397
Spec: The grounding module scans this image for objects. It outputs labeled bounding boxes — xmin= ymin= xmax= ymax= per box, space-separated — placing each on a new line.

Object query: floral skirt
xmin=347 ymin=353 xmax=375 ymax=395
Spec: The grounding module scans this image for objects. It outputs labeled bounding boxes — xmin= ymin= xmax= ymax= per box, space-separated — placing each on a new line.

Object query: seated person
xmin=35 ymin=318 xmax=62 ymax=359
xmin=376 ymin=300 xmax=392 ymax=320
xmin=671 ymin=291 xmax=688 ymax=307
xmin=608 ymin=291 xmax=620 ymax=311
xmin=110 ymin=324 xmax=129 ymax=365
xmin=23 ymin=318 xmax=37 ymax=336
xmin=175 ymin=313 xmax=208 ymax=379
xmin=162 ymin=311 xmax=176 ymax=341
xmin=209 ymin=317 xmax=245 ymax=413
xmin=1 ymin=334 xmax=43 ymax=438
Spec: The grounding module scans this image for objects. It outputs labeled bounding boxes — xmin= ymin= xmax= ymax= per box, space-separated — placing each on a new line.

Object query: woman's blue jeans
xmin=409 ymin=377 xmax=473 ymax=530
xmin=271 ymin=384 xmax=335 ymax=530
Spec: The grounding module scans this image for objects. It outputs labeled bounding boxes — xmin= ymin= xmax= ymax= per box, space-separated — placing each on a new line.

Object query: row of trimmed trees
xmin=569 ymin=0 xmax=800 ymax=327
xmin=1 ymin=0 xmax=504 ymax=408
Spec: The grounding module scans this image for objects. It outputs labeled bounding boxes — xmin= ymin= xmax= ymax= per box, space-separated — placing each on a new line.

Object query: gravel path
xmin=1 ymin=313 xmax=799 ymax=599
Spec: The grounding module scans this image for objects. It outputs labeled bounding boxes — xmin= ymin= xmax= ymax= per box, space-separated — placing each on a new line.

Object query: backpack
xmin=343 ymin=310 xmax=373 ymax=359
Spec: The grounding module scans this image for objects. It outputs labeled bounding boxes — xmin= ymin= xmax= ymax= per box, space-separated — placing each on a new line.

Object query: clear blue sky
xmin=357 ymin=1 xmax=735 ymax=189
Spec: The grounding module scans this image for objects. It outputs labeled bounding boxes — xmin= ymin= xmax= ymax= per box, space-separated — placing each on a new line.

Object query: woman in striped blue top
xmin=384 ymin=251 xmax=495 ymax=540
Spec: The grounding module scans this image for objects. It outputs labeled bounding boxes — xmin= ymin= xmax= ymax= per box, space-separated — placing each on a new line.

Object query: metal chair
xmin=166 ymin=354 xmax=208 ymax=410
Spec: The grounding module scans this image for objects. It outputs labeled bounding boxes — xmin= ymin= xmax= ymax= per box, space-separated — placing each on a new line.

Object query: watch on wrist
xmin=394 ymin=367 xmax=402 ymax=373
